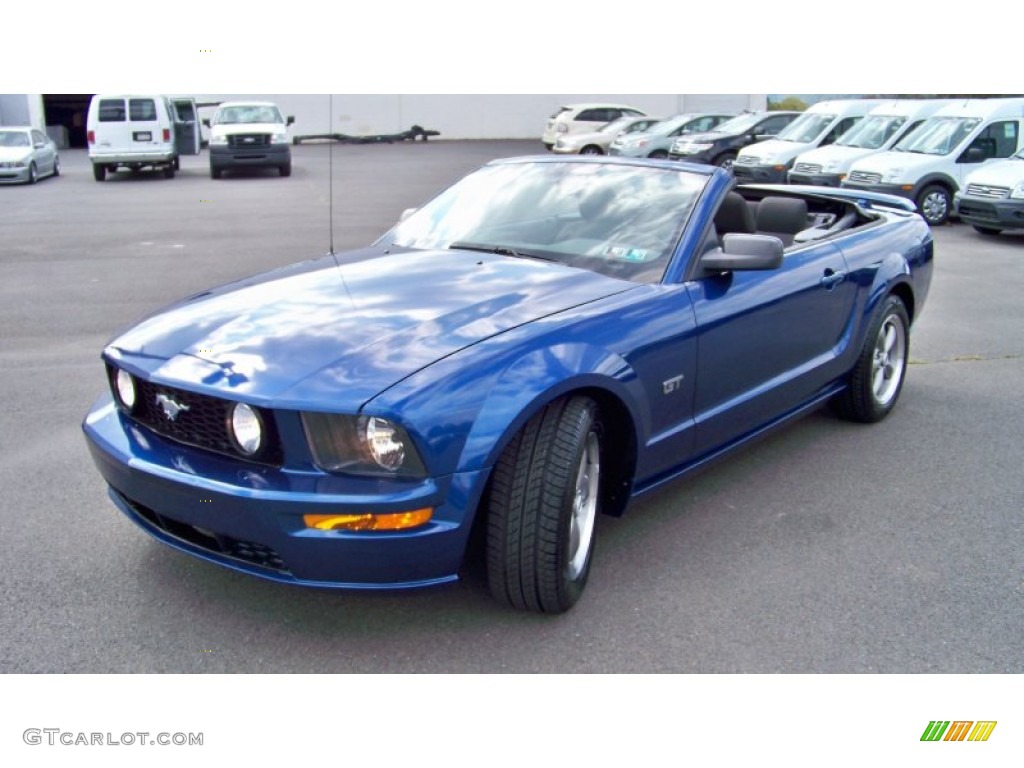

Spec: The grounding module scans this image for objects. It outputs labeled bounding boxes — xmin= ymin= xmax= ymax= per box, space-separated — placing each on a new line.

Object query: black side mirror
xmin=960 ymin=146 xmax=986 ymax=164
xmin=202 ymin=119 xmax=210 ymax=128
xmin=701 ymin=234 xmax=784 ymax=273
xmin=287 ymin=116 xmax=295 ymax=126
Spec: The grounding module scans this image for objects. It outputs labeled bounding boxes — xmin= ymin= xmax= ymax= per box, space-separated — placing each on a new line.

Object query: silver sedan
xmin=552 ymin=115 xmax=662 ymax=155
xmin=0 ymin=127 xmax=60 ymax=184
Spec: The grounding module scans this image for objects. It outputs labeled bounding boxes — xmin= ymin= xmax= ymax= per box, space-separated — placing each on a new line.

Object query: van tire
xmin=279 ymin=162 xmax=291 ymax=177
xmin=915 ymin=184 xmax=951 ymax=226
xmin=92 ymin=164 xmax=106 ymax=182
xmin=210 ymin=166 xmax=222 ymax=179
xmin=972 ymin=225 xmax=1003 ymax=236
xmin=163 ymin=165 xmax=175 ymax=179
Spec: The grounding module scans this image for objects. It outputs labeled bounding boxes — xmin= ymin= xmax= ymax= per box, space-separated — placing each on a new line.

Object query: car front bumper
xmin=732 ymin=163 xmax=790 ymax=184
xmin=0 ymin=164 xmax=32 ymax=183
xmin=954 ymin=194 xmax=1024 ymax=229
xmin=840 ymin=180 xmax=916 ymax=201
xmin=210 ymin=144 xmax=291 ymax=169
xmin=83 ymin=396 xmax=483 ymax=590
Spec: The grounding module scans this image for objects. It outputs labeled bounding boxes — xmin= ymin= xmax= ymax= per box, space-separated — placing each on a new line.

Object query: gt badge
xmin=663 ymin=375 xmax=684 ymax=395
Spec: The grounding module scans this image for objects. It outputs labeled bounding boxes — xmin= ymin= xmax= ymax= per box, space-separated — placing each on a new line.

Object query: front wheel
xmin=279 ymin=162 xmax=292 ymax=177
xmin=52 ymin=155 xmax=61 ymax=177
xmin=27 ymin=162 xmax=37 ymax=184
xmin=916 ymin=184 xmax=951 ymax=226
xmin=714 ymin=152 xmax=737 ymax=171
xmin=648 ymin=150 xmax=668 ymax=159
xmin=486 ymin=396 xmax=602 ymax=614
xmin=835 ymin=296 xmax=910 ymax=423
xmin=579 ymin=145 xmax=603 ymax=155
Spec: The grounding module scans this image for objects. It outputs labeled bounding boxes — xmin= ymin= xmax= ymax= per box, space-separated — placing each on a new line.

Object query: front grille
xmin=736 ymin=155 xmax=759 ymax=166
xmin=793 ymin=162 xmax=822 ymax=174
xmin=111 ymin=367 xmax=282 ymax=465
xmin=848 ymin=170 xmax=882 ymax=184
xmin=228 ymin=133 xmax=271 ymax=148
xmin=121 ymin=493 xmax=290 ymax=574
xmin=965 ymin=183 xmax=1010 ymax=199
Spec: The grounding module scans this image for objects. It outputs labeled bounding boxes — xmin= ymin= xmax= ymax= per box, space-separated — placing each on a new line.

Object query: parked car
xmin=954 ymin=147 xmax=1024 ymax=235
xmin=0 ymin=127 xmax=60 ymax=184
xmin=668 ymin=111 xmax=801 ymax=169
xmin=733 ymin=99 xmax=885 ymax=184
xmin=842 ymin=98 xmax=1024 ymax=225
xmin=789 ymin=100 xmax=953 ymax=187
xmin=608 ymin=113 xmax=733 ymax=158
xmin=83 ymin=155 xmax=933 ymax=614
xmin=203 ymin=101 xmax=295 ymax=178
xmin=87 ymin=94 xmax=201 ymax=181
xmin=552 ymin=115 xmax=662 ymax=155
xmin=542 ymin=103 xmax=647 ymax=150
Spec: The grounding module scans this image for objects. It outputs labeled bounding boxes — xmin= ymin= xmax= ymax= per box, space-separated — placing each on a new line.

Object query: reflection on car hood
xmin=109 ymin=248 xmax=635 ymax=409
xmin=0 ymin=147 xmax=31 ymax=162
xmin=675 ymin=131 xmax=730 ymax=143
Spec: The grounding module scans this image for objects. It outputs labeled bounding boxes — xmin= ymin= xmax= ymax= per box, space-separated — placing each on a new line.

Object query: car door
xmin=31 ymin=130 xmax=55 ymax=173
xmin=685 ymin=234 xmax=856 ymax=456
xmin=171 ymin=98 xmax=202 ymax=155
xmin=954 ymin=120 xmax=1020 ymax=187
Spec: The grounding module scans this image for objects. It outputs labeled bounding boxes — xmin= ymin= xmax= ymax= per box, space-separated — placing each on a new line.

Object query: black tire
xmin=210 ymin=166 xmax=222 ymax=179
xmin=915 ymin=184 xmax=951 ymax=226
xmin=648 ymin=150 xmax=668 ymax=159
xmin=27 ymin=162 xmax=37 ymax=184
xmin=52 ymin=155 xmax=60 ymax=177
xmin=579 ymin=145 xmax=603 ymax=156
xmin=163 ymin=164 xmax=175 ymax=179
xmin=542 ymin=142 xmax=554 ymax=151
xmin=972 ymin=225 xmax=1003 ymax=236
xmin=835 ymin=295 xmax=910 ymax=423
xmin=173 ymin=156 xmax=180 ymax=171
xmin=486 ymin=396 xmax=602 ymax=614
xmin=714 ymin=152 xmax=737 ymax=170
xmin=92 ymin=164 xmax=106 ymax=181
xmin=279 ymin=162 xmax=291 ymax=177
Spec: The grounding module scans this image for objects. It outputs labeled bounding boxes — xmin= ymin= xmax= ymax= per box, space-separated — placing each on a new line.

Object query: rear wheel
xmin=714 ymin=152 xmax=737 ymax=171
xmin=163 ymin=164 xmax=175 ymax=179
xmin=648 ymin=150 xmax=668 ymax=159
xmin=279 ymin=162 xmax=291 ymax=177
xmin=486 ymin=396 xmax=602 ymax=614
xmin=92 ymin=163 xmax=106 ymax=182
xmin=210 ymin=166 xmax=222 ymax=179
xmin=916 ymin=184 xmax=951 ymax=226
xmin=580 ymin=145 xmax=603 ymax=155
xmin=835 ymin=295 xmax=910 ymax=423
xmin=972 ymin=225 xmax=1003 ymax=236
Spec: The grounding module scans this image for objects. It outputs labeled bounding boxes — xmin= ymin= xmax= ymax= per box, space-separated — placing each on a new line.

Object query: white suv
xmin=542 ymin=103 xmax=646 ymax=150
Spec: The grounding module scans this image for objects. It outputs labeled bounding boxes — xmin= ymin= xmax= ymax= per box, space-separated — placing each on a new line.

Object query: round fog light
xmin=230 ymin=403 xmax=263 ymax=455
xmin=115 ymin=369 xmax=136 ymax=410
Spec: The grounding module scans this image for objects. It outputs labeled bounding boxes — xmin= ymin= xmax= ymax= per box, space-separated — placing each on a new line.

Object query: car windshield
xmin=650 ymin=115 xmax=694 ymax=136
xmin=835 ymin=115 xmax=907 ymax=149
xmin=215 ymin=105 xmax=284 ymax=124
xmin=894 ymin=117 xmax=980 ymax=155
xmin=0 ymin=131 xmax=31 ymax=148
xmin=388 ymin=161 xmax=708 ymax=284
xmin=712 ymin=113 xmax=764 ymax=134
xmin=776 ymin=113 xmax=837 ymax=143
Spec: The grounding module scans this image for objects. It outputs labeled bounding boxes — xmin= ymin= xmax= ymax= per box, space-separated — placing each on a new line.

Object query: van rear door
xmin=171 ymin=98 xmax=201 ymax=155
xmin=127 ymin=97 xmax=165 ymax=149
xmin=92 ymin=97 xmax=131 ymax=150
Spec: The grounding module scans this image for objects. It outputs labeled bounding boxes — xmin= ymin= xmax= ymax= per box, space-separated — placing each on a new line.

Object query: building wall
xmin=186 ymin=94 xmax=767 ymax=140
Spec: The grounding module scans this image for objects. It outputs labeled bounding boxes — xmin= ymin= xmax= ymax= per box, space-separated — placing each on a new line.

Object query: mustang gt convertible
xmin=83 ymin=156 xmax=933 ymax=613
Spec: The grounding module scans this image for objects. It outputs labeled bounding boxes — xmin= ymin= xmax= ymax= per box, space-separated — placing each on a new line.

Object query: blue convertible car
xmin=83 ymin=156 xmax=933 ymax=613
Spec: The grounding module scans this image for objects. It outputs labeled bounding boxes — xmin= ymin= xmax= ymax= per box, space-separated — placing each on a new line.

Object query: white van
xmin=87 ymin=95 xmax=201 ymax=181
xmin=842 ymin=98 xmax=1024 ymax=225
xmin=733 ymin=99 xmax=885 ymax=184
xmin=788 ymin=100 xmax=952 ymax=187
xmin=954 ymin=148 xmax=1024 ymax=235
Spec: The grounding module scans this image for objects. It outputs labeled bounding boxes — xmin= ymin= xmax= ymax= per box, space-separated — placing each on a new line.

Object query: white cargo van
xmin=842 ymin=98 xmax=1024 ymax=225
xmin=87 ymin=95 xmax=200 ymax=181
xmin=788 ymin=100 xmax=952 ymax=187
xmin=733 ymin=99 xmax=885 ymax=184
xmin=954 ymin=148 xmax=1024 ymax=235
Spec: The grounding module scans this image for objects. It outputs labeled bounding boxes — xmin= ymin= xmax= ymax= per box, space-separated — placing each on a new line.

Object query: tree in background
xmin=768 ymin=96 xmax=809 ymax=111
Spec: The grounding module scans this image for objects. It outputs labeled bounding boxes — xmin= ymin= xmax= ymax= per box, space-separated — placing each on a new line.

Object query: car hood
xmin=795 ymin=144 xmax=876 ymax=166
xmin=675 ymin=130 xmax=731 ymax=144
xmin=0 ymin=147 xmax=31 ymax=162
xmin=211 ymin=122 xmax=286 ymax=136
xmin=108 ymin=248 xmax=635 ymax=410
xmin=849 ymin=150 xmax=945 ymax=176
xmin=963 ymin=158 xmax=1024 ymax=188
xmin=738 ymin=138 xmax=810 ymax=161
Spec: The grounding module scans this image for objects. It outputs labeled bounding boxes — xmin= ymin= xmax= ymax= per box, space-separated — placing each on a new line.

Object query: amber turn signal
xmin=303 ymin=508 xmax=433 ymax=531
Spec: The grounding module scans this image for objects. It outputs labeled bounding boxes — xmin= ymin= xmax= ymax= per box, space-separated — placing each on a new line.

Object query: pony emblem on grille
xmin=155 ymin=393 xmax=190 ymax=422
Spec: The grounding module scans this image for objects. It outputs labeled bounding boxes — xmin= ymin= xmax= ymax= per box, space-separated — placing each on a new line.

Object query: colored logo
xmin=921 ymin=721 xmax=997 ymax=742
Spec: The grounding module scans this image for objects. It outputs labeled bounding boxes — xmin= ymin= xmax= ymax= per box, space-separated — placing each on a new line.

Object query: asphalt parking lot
xmin=1 ymin=143 xmax=1021 ymax=673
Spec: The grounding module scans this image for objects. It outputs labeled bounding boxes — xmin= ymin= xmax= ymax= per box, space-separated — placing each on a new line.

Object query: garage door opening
xmin=43 ymin=94 xmax=94 ymax=149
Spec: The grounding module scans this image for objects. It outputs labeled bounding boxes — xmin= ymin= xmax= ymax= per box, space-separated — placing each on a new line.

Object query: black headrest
xmin=714 ymin=192 xmax=755 ymax=235
xmin=756 ymin=197 xmax=809 ymax=235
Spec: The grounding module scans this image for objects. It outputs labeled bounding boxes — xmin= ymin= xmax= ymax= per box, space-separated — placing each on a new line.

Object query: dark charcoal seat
xmin=755 ymin=196 xmax=809 ymax=246
xmin=714 ymin=191 xmax=756 ymax=236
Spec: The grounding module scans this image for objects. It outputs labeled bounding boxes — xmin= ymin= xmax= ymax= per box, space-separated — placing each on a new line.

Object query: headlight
xmin=685 ymin=143 xmax=713 ymax=153
xmin=883 ymin=168 xmax=904 ymax=183
xmin=114 ymin=368 xmax=137 ymax=411
xmin=210 ymin=134 xmax=228 ymax=146
xmin=301 ymin=412 xmax=426 ymax=478
xmin=270 ymin=132 xmax=289 ymax=145
xmin=1010 ymin=182 xmax=1024 ymax=200
xmin=229 ymin=402 xmax=264 ymax=456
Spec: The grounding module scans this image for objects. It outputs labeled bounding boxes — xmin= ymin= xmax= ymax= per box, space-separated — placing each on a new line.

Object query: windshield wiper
xmin=449 ymin=241 xmax=555 ymax=262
